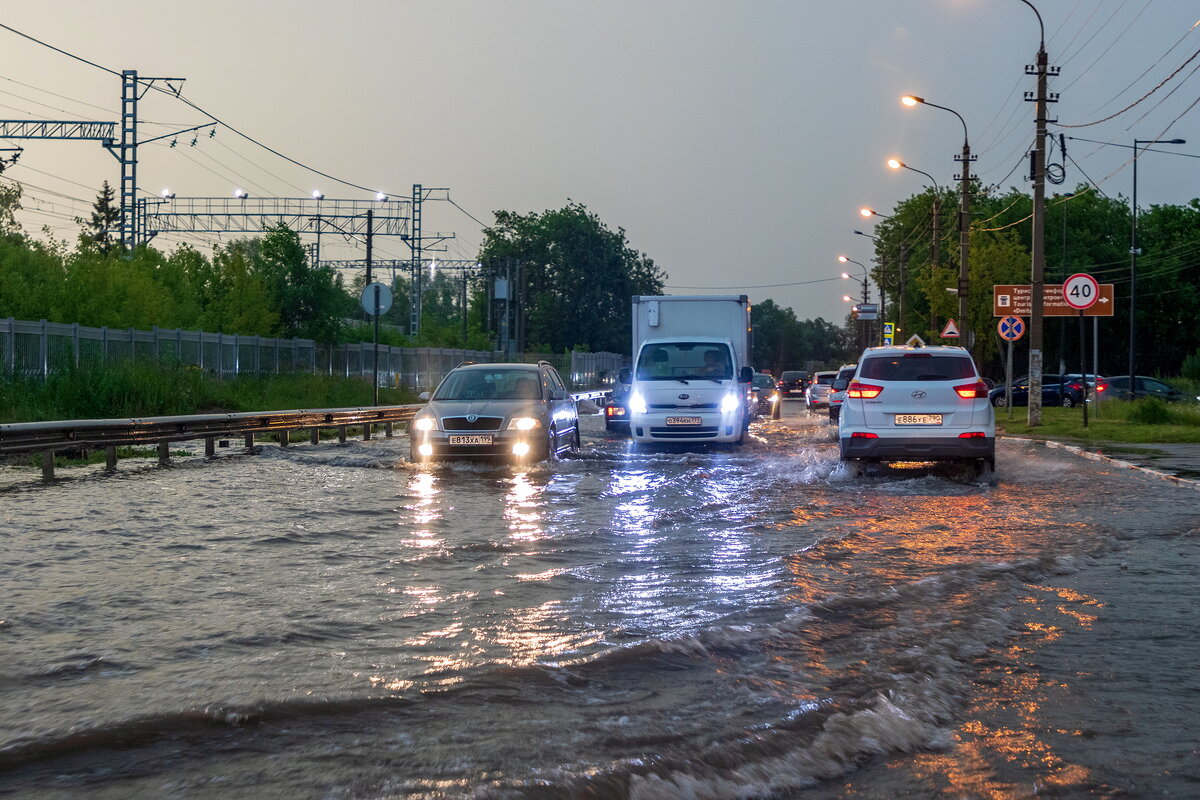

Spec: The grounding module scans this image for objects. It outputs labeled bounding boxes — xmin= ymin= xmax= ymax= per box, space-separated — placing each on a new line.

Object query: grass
xmin=998 ymin=396 xmax=1200 ymax=444
xmin=0 ymin=361 xmax=419 ymax=423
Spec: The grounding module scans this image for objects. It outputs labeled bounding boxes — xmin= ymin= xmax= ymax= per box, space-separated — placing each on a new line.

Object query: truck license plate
xmin=665 ymin=416 xmax=702 ymax=425
xmin=894 ymin=414 xmax=942 ymax=425
xmin=448 ymin=434 xmax=494 ymax=445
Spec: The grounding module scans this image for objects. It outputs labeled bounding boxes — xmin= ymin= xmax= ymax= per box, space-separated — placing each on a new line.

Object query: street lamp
xmin=838 ymin=255 xmax=870 ymax=303
xmin=1130 ymin=137 xmax=1187 ymax=393
xmin=888 ymin=158 xmax=944 ymax=332
xmin=901 ymin=94 xmax=975 ymax=352
xmin=859 ymin=207 xmax=891 ymax=219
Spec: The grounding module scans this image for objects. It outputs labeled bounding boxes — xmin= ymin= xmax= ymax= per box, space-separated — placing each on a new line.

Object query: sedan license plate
xmin=665 ymin=416 xmax=703 ymax=426
xmin=894 ymin=414 xmax=942 ymax=425
xmin=448 ymin=434 xmax=494 ymax=445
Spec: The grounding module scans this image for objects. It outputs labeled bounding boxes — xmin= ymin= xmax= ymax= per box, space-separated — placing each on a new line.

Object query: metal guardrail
xmin=1 ymin=390 xmax=610 ymax=481
xmin=1 ymin=405 xmax=422 ymax=480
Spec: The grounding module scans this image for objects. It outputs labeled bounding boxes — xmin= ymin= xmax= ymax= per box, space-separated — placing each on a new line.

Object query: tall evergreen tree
xmin=86 ymin=181 xmax=120 ymax=253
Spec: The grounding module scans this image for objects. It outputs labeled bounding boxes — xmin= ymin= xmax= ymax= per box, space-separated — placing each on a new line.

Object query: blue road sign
xmin=998 ymin=315 xmax=1025 ymax=341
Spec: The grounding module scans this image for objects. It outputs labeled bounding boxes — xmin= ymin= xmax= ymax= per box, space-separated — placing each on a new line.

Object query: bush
xmin=1127 ymin=396 xmax=1174 ymax=425
xmin=1183 ymin=351 xmax=1200 ymax=381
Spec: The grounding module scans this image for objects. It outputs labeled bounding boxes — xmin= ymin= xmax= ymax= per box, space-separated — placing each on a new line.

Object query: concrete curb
xmin=1035 ymin=438 xmax=1200 ymax=491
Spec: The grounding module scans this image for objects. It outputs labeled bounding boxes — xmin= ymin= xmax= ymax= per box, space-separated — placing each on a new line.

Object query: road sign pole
xmin=1005 ymin=338 xmax=1013 ymax=418
xmin=373 ymin=284 xmax=380 ymax=406
xmin=1079 ymin=308 xmax=1088 ymax=428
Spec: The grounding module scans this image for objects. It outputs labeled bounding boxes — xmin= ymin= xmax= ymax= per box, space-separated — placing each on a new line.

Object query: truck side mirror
xmin=618 ymin=368 xmax=631 ymax=384
xmin=739 ymin=366 xmax=753 ymax=383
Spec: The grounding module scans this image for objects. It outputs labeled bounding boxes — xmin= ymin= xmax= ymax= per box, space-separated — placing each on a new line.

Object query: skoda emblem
xmin=678 ymin=393 xmax=690 ymax=400
xmin=911 ymin=391 xmax=926 ymax=399
xmin=467 ymin=414 xmax=478 ymax=422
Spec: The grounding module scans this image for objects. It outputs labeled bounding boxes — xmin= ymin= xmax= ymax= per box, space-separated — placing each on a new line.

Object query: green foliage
xmin=478 ymin=202 xmax=666 ymax=354
xmin=0 ymin=362 xmax=414 ymax=423
xmin=1127 ymin=397 xmax=1174 ymax=426
xmin=1182 ymin=350 xmax=1200 ymax=381
xmin=751 ymin=299 xmax=851 ymax=372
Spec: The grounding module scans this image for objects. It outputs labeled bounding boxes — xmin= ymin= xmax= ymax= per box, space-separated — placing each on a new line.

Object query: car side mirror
xmin=419 ymin=391 xmax=430 ymax=401
xmin=551 ymin=389 xmax=569 ymax=401
xmin=739 ymin=366 xmax=753 ymax=383
xmin=618 ymin=367 xmax=631 ymax=384
xmin=832 ymin=378 xmax=849 ymax=391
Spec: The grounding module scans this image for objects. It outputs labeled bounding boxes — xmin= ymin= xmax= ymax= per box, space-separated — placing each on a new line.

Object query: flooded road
xmin=1 ymin=403 xmax=1197 ymax=798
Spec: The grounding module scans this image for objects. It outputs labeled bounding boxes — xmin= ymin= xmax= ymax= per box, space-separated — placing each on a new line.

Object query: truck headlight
xmin=720 ymin=393 xmax=740 ymax=413
xmin=507 ymin=417 xmax=542 ymax=430
xmin=412 ymin=416 xmax=437 ymax=432
xmin=628 ymin=392 xmax=648 ymax=415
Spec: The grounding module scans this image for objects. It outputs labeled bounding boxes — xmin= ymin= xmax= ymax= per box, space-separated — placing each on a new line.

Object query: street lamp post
xmin=839 ymin=255 xmax=871 ymax=348
xmin=887 ymin=159 xmax=943 ymax=333
xmin=1129 ymin=137 xmax=1187 ymax=394
xmin=901 ymin=95 xmax=975 ymax=352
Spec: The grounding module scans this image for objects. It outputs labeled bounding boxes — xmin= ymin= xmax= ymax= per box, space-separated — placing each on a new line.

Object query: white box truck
xmin=623 ymin=295 xmax=753 ymax=445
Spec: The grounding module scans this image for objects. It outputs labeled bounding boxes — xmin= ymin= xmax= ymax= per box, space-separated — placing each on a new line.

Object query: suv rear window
xmin=859 ymin=354 xmax=976 ymax=381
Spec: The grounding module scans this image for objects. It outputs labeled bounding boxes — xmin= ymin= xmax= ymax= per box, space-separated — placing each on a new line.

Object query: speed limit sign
xmin=1063 ymin=273 xmax=1100 ymax=310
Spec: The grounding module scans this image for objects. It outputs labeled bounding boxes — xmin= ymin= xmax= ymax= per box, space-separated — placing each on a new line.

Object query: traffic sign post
xmin=883 ymin=322 xmax=895 ymax=346
xmin=996 ymin=316 xmax=1024 ymax=415
xmin=361 ymin=282 xmax=394 ymax=406
xmin=1062 ymin=274 xmax=1098 ymax=428
xmin=941 ymin=319 xmax=960 ymax=339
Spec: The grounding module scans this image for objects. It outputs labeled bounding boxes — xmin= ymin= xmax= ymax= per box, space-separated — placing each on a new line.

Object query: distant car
xmin=805 ymin=371 xmax=838 ymax=411
xmin=777 ymin=370 xmax=809 ymax=398
xmin=750 ymin=372 xmax=779 ymax=417
xmin=1104 ymin=376 xmax=1191 ymax=403
xmin=826 ymin=364 xmax=858 ymax=425
xmin=839 ymin=345 xmax=994 ymax=480
xmin=988 ymin=374 xmax=1092 ymax=408
xmin=604 ymin=380 xmax=631 ymax=433
xmin=409 ymin=361 xmax=580 ymax=462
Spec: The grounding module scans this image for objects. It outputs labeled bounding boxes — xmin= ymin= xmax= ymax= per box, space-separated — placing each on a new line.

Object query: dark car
xmin=777 ymin=370 xmax=809 ymax=398
xmin=750 ymin=372 xmax=779 ymax=417
xmin=604 ymin=380 xmax=631 ymax=433
xmin=989 ymin=374 xmax=1091 ymax=408
xmin=409 ymin=361 xmax=580 ymax=462
xmin=1104 ymin=376 xmax=1192 ymax=403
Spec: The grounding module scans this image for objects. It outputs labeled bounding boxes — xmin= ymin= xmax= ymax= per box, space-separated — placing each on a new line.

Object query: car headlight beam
xmin=507 ymin=417 xmax=542 ymax=431
xmin=413 ymin=417 xmax=437 ymax=432
xmin=720 ymin=393 xmax=740 ymax=413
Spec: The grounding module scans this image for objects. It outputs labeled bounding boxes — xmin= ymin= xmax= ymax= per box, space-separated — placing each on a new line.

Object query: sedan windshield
xmin=433 ymin=369 xmax=542 ymax=401
xmin=636 ymin=343 xmax=733 ymax=381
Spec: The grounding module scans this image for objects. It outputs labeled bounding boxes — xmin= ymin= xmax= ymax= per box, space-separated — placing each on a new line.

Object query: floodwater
xmin=1 ymin=404 xmax=1197 ymax=799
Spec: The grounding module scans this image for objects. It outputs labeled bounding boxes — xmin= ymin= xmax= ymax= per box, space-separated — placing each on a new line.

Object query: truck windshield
xmin=636 ymin=343 xmax=733 ymax=381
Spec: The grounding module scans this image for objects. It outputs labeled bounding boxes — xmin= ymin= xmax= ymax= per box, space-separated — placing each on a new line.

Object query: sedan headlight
xmin=412 ymin=416 xmax=437 ymax=432
xmin=507 ymin=417 xmax=542 ymax=431
xmin=720 ymin=393 xmax=741 ymax=413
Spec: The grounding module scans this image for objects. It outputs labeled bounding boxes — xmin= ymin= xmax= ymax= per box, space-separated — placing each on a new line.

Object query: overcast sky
xmin=2 ymin=1 xmax=1197 ymax=324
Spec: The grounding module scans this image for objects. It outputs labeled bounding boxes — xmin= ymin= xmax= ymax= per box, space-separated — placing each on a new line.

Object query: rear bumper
xmin=839 ymin=435 xmax=994 ymax=462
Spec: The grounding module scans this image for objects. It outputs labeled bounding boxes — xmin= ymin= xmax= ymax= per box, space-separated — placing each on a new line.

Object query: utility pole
xmin=1023 ymin=3 xmax=1058 ymax=426
xmin=956 ymin=139 xmax=976 ymax=352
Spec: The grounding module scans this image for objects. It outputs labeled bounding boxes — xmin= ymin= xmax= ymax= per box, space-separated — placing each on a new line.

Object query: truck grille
xmin=649 ymin=426 xmax=721 ymax=439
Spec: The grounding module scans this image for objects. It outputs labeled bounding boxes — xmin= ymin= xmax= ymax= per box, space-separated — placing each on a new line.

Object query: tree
xmin=84 ymin=181 xmax=120 ymax=253
xmin=253 ymin=223 xmax=345 ymax=343
xmin=478 ymin=202 xmax=666 ymax=354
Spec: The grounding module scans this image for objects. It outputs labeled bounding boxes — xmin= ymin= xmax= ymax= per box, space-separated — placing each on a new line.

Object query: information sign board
xmin=993 ymin=284 xmax=1114 ymax=317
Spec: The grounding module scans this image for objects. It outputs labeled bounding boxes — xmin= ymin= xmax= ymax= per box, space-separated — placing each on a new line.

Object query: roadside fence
xmin=1 ymin=318 xmax=626 ymax=392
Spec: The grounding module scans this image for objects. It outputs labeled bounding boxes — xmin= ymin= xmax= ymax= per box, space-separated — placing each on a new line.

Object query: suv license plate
xmin=448 ymin=434 xmax=494 ymax=445
xmin=665 ymin=416 xmax=702 ymax=426
xmin=894 ymin=414 xmax=942 ymax=425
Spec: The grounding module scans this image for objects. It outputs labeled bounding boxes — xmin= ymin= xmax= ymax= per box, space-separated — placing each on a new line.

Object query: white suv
xmin=838 ymin=345 xmax=995 ymax=480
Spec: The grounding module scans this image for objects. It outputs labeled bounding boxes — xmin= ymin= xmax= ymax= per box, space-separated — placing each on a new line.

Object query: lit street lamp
xmin=888 ymin=158 xmax=944 ymax=330
xmin=901 ymin=94 xmax=975 ymax=352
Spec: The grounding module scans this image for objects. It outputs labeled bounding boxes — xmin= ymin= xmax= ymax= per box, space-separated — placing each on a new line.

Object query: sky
xmin=2 ymin=1 xmax=1197 ymax=325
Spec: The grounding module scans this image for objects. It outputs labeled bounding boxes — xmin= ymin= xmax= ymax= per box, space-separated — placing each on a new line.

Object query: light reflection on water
xmin=1 ymin=417 xmax=1197 ymax=799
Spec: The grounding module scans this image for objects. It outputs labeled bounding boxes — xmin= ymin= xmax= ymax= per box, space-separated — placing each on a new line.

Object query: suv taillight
xmin=954 ymin=380 xmax=989 ymax=399
xmin=847 ymin=381 xmax=883 ymax=399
